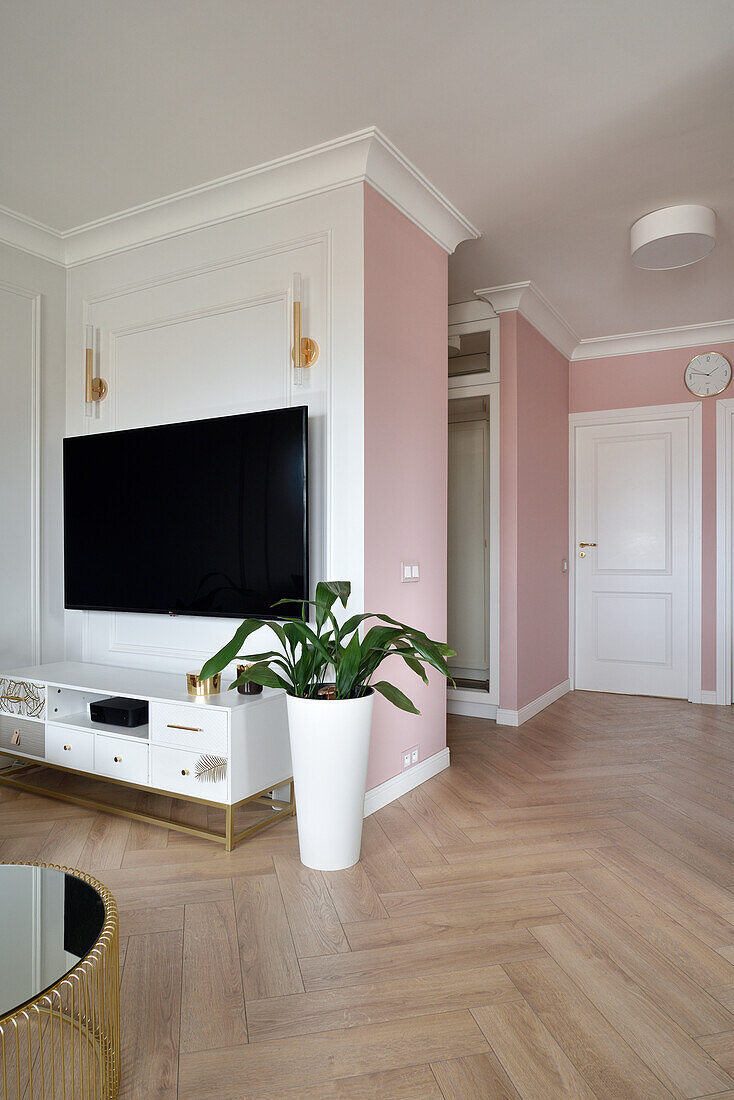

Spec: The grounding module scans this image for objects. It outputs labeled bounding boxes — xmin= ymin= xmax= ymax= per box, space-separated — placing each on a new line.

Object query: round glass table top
xmin=0 ymin=864 xmax=106 ymax=1017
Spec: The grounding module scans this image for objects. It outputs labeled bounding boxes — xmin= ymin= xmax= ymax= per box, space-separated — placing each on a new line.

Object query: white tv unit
xmin=0 ymin=662 xmax=294 ymax=850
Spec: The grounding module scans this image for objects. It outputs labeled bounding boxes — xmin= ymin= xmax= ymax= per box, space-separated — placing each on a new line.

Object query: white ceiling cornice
xmin=0 ymin=127 xmax=479 ymax=269
xmin=571 ymin=317 xmax=734 ymax=360
xmin=474 ymin=281 xmax=579 ymax=360
xmin=0 ymin=204 xmax=65 ymax=266
xmin=364 ymin=131 xmax=479 ymax=255
xmin=474 ymin=280 xmax=734 ymax=362
xmin=448 ymin=300 xmax=497 ymax=327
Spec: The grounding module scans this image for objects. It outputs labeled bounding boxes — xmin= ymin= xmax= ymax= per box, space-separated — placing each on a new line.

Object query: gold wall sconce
xmin=85 ymin=325 xmax=108 ymax=409
xmin=292 ymin=273 xmax=319 ymax=385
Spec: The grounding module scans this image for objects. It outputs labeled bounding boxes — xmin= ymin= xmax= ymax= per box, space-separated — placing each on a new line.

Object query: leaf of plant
xmin=230 ymin=656 xmax=292 ymax=689
xmin=277 ymin=618 xmax=334 ymax=666
xmin=339 ymin=612 xmax=374 ymax=636
xmin=235 ymin=649 xmax=284 ymax=663
xmin=405 ymin=634 xmax=452 ymax=677
xmin=199 ymin=619 xmax=263 ymax=681
xmin=336 ymin=629 xmax=362 ymax=697
xmin=233 ymin=662 xmax=292 ymax=693
xmin=402 ymin=655 xmax=429 ymax=684
xmin=372 ymin=680 xmax=420 ymax=715
xmin=314 ymin=580 xmax=352 ymax=628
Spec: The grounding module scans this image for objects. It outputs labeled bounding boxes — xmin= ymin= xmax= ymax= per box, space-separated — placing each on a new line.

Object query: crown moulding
xmin=474 ymin=280 xmax=734 ymax=363
xmin=475 ymin=281 xmax=579 ymax=360
xmin=0 ymin=128 xmax=480 ymax=269
xmin=572 ymin=317 xmax=734 ymax=360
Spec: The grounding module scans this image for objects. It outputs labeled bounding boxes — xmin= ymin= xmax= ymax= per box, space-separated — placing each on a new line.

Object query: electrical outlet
xmin=402 ymin=745 xmax=419 ymax=771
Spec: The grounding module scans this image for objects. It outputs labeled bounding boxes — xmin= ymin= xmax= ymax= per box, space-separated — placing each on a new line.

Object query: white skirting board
xmin=700 ymin=690 xmax=720 ymax=706
xmin=447 ymin=697 xmax=498 ymax=720
xmin=363 ymin=747 xmax=450 ymax=817
xmin=496 ymin=679 xmax=570 ymax=727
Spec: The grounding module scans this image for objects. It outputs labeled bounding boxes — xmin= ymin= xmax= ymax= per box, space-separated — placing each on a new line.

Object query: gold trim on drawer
xmin=0 ymin=678 xmax=45 ymax=719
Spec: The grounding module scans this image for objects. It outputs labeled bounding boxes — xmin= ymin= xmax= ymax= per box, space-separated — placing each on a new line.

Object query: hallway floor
xmin=2 ymin=691 xmax=734 ymax=1097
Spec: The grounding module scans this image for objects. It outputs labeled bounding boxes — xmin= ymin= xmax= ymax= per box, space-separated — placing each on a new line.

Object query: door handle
xmin=578 ymin=541 xmax=597 ymax=559
xmin=578 ymin=542 xmax=597 ymax=548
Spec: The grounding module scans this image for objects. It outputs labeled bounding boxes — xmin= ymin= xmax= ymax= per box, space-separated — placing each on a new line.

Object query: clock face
xmin=684 ymin=352 xmax=732 ymax=397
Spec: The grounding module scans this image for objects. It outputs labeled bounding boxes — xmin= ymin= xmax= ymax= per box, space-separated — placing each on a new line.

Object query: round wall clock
xmin=684 ymin=351 xmax=732 ymax=397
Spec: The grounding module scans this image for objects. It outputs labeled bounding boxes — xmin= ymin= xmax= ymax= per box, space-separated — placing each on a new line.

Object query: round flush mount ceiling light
xmin=630 ymin=204 xmax=716 ymax=270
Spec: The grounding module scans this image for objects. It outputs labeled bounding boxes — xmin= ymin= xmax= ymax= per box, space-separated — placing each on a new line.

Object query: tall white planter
xmin=286 ymin=690 xmax=374 ymax=871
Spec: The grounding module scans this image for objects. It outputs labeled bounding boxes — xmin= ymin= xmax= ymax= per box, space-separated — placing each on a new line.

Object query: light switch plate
xmin=401 ymin=561 xmax=420 ymax=583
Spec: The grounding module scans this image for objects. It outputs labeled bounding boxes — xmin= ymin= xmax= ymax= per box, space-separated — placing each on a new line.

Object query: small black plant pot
xmin=236 ymin=664 xmax=263 ymax=695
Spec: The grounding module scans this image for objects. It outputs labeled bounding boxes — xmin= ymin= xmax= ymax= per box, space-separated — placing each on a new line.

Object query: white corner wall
xmin=0 ymin=242 xmax=66 ymax=664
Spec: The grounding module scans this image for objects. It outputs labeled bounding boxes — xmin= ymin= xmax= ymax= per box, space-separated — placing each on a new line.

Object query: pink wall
xmin=363 ymin=184 xmax=449 ymax=789
xmin=501 ymin=312 xmax=570 ymax=711
xmin=499 ymin=313 xmax=520 ymax=709
xmin=570 ymin=340 xmax=734 ymax=693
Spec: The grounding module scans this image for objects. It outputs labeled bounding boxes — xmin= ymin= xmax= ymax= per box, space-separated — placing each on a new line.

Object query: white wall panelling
xmin=66 ymin=185 xmax=366 ymax=673
xmin=0 ymin=282 xmax=40 ymax=667
xmin=0 ymin=245 xmax=68 ymax=665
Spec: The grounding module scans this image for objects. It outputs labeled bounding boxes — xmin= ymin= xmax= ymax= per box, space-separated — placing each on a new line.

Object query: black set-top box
xmin=89 ymin=696 xmax=148 ymax=728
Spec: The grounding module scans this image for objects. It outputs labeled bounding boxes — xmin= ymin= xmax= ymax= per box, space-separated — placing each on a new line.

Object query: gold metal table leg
xmin=0 ymin=753 xmax=294 ymax=853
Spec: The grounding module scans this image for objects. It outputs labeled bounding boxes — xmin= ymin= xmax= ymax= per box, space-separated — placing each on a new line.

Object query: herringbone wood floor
xmin=2 ymin=690 xmax=734 ymax=1098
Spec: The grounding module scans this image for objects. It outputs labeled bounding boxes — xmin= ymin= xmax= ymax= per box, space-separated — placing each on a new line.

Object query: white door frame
xmin=715 ymin=398 xmax=734 ymax=704
xmin=569 ymin=402 xmax=702 ymax=702
xmin=447 ymin=380 xmax=500 ymax=717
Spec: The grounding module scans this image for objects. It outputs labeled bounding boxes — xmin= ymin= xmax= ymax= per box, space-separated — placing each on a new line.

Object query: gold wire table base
xmin=0 ymin=755 xmax=295 ymax=852
xmin=0 ymin=863 xmax=120 ymax=1100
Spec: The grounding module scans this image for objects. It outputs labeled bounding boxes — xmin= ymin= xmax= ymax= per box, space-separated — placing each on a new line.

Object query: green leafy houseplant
xmin=200 ymin=580 xmax=455 ymax=712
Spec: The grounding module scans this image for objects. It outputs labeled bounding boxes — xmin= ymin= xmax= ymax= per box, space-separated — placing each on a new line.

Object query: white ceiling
xmin=1 ymin=0 xmax=733 ymax=339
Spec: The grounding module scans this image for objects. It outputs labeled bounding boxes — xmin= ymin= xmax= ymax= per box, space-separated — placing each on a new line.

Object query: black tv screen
xmin=64 ymin=407 xmax=308 ymax=617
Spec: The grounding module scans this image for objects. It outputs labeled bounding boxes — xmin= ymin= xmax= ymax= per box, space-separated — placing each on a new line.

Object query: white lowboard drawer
xmin=95 ymin=733 xmax=149 ymax=784
xmin=150 ymin=744 xmax=228 ymax=801
xmin=46 ymin=724 xmax=94 ymax=771
xmin=150 ymin=701 xmax=228 ymax=754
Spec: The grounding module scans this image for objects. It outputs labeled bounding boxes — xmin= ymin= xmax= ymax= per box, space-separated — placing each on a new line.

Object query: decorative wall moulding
xmin=474 ymin=280 xmax=579 ymax=361
xmin=473 ymin=280 xmax=734 ymax=363
xmin=0 ymin=128 xmax=479 ymax=269
xmin=571 ymin=316 xmax=734 ymax=361
xmin=0 ymin=204 xmax=65 ymax=266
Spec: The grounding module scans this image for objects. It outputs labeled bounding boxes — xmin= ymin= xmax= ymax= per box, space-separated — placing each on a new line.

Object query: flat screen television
xmin=63 ymin=406 xmax=308 ymax=618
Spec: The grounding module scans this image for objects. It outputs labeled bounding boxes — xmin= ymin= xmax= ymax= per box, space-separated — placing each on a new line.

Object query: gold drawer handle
xmin=181 ymin=769 xmax=189 ymax=776
xmin=113 ymin=756 xmax=122 ymax=763
xmin=167 ymin=723 xmax=202 ymax=732
xmin=63 ymin=744 xmax=71 ymax=751
xmin=12 ymin=731 xmax=21 ymax=746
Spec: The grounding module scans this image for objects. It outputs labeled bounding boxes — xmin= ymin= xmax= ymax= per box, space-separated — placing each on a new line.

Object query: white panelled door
xmin=574 ymin=415 xmax=691 ymax=698
xmin=447 ymin=416 xmax=489 ymax=683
